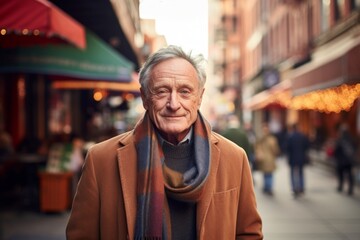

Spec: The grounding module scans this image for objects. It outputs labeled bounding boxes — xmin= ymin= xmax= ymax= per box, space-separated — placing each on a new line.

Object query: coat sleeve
xmin=236 ymin=151 xmax=263 ymax=239
xmin=66 ymin=150 xmax=100 ymax=240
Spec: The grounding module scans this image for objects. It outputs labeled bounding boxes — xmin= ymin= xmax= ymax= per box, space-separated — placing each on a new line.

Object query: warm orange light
xmin=0 ymin=29 xmax=6 ymax=35
xmin=18 ymin=76 xmax=26 ymax=98
xmin=250 ymin=83 xmax=360 ymax=113
xmin=22 ymin=29 xmax=29 ymax=35
xmin=124 ymin=93 xmax=134 ymax=101
xmin=290 ymin=83 xmax=360 ymax=113
xmin=93 ymin=90 xmax=103 ymax=101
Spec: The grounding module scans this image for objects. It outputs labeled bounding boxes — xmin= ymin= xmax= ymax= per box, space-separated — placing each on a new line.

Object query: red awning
xmin=0 ymin=0 xmax=86 ymax=49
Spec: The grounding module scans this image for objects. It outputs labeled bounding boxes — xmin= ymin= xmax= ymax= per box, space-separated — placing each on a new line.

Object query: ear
xmin=198 ymin=88 xmax=205 ymax=108
xmin=140 ymin=87 xmax=148 ymax=110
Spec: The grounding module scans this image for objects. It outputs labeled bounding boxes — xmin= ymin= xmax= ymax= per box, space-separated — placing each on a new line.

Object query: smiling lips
xmin=163 ymin=115 xmax=184 ymax=120
xmin=165 ymin=116 xmax=182 ymax=118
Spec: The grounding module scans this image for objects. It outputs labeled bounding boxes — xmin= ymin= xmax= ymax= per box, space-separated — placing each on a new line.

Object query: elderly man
xmin=66 ymin=45 xmax=263 ymax=240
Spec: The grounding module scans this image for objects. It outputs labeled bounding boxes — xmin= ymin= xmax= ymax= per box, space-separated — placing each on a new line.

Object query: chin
xmin=159 ymin=124 xmax=187 ymax=134
xmin=163 ymin=127 xmax=186 ymax=134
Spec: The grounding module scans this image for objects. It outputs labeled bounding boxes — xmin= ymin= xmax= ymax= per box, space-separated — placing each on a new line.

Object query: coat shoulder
xmin=87 ymin=130 xmax=134 ymax=158
xmin=211 ymin=131 xmax=248 ymax=165
xmin=212 ymin=131 xmax=247 ymax=154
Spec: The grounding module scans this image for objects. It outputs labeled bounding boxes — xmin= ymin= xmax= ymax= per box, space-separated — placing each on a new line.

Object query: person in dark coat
xmin=286 ymin=124 xmax=310 ymax=197
xmin=333 ymin=123 xmax=356 ymax=195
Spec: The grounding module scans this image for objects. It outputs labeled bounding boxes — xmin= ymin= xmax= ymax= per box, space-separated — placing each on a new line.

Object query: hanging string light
xmin=1 ymin=28 xmax=40 ymax=36
xmin=252 ymin=83 xmax=360 ymax=113
xmin=290 ymin=83 xmax=360 ymax=113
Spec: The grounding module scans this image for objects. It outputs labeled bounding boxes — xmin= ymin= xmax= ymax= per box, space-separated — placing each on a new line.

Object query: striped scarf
xmin=133 ymin=111 xmax=211 ymax=239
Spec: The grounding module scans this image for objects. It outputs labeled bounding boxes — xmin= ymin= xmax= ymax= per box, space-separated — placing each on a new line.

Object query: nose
xmin=167 ymin=91 xmax=181 ymax=110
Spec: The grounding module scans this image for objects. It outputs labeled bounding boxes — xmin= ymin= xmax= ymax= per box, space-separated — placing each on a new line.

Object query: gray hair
xmin=138 ymin=45 xmax=207 ymax=97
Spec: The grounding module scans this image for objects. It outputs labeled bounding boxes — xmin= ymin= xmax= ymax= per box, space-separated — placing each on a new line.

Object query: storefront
xmin=244 ymin=39 xmax=360 ymax=128
xmin=0 ymin=29 xmax=135 ymax=150
xmin=0 ymin=0 xmax=142 ymax=210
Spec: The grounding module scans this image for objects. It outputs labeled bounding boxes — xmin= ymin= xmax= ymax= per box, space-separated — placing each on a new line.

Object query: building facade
xmin=208 ymin=0 xmax=360 ymax=165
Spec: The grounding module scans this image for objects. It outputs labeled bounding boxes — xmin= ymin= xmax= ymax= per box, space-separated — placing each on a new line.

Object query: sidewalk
xmin=0 ymin=211 xmax=69 ymax=240
xmin=253 ymin=157 xmax=360 ymax=240
xmin=1 ymin=157 xmax=359 ymax=240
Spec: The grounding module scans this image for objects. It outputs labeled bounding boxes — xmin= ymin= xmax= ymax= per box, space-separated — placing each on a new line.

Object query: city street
xmin=1 ymin=158 xmax=359 ymax=240
xmin=253 ymin=158 xmax=360 ymax=240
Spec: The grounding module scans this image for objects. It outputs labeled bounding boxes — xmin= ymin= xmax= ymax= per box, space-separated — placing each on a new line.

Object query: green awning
xmin=0 ymin=30 xmax=134 ymax=82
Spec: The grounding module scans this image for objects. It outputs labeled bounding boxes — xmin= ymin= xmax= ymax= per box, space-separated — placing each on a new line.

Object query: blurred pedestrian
xmin=221 ymin=115 xmax=257 ymax=185
xmin=244 ymin=122 xmax=257 ymax=173
xmin=255 ymin=123 xmax=280 ymax=196
xmin=333 ymin=123 xmax=356 ymax=195
xmin=221 ymin=115 xmax=253 ymax=162
xmin=66 ymin=45 xmax=263 ymax=239
xmin=0 ymin=130 xmax=13 ymax=157
xmin=286 ymin=124 xmax=310 ymax=197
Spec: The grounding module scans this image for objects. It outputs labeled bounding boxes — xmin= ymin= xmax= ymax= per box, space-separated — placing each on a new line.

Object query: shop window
xmin=231 ymin=45 xmax=240 ymax=61
xmin=48 ymin=91 xmax=72 ymax=135
xmin=335 ymin=0 xmax=346 ymax=20
xmin=231 ymin=69 xmax=240 ymax=86
xmin=232 ymin=16 xmax=237 ymax=33
xmin=321 ymin=0 xmax=332 ymax=32
xmin=350 ymin=0 xmax=360 ymax=9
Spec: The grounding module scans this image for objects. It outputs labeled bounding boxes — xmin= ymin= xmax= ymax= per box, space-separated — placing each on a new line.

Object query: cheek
xmin=148 ymin=98 xmax=166 ymax=112
xmin=187 ymin=98 xmax=201 ymax=110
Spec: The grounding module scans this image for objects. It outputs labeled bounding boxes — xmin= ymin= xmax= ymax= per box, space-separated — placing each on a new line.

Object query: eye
xmin=155 ymin=88 xmax=169 ymax=97
xmin=179 ymin=88 xmax=191 ymax=96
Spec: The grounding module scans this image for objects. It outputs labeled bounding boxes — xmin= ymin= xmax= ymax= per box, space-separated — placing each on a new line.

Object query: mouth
xmin=163 ymin=115 xmax=184 ymax=120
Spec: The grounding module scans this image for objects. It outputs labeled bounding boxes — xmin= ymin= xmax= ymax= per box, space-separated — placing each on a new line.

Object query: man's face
xmin=141 ymin=58 xmax=204 ymax=144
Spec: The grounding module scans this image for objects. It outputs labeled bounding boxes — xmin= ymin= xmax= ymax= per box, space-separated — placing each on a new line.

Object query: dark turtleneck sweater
xmin=162 ymin=141 xmax=197 ymax=240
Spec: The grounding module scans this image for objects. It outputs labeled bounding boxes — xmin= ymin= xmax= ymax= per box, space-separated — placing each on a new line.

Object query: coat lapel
xmin=196 ymin=133 xmax=220 ymax=237
xmin=117 ymin=132 xmax=137 ymax=239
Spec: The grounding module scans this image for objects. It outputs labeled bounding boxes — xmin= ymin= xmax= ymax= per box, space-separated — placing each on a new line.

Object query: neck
xmin=158 ymin=129 xmax=191 ymax=145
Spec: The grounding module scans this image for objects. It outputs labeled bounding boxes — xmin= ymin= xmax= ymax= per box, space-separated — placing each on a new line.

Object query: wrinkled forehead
xmin=150 ymin=58 xmax=199 ymax=83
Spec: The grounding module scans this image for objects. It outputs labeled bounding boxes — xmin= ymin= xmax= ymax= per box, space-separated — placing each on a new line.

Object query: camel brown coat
xmin=66 ymin=130 xmax=263 ymax=240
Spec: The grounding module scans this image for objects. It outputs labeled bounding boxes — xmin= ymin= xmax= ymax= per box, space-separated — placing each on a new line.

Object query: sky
xmin=139 ymin=0 xmax=208 ymax=58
